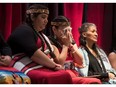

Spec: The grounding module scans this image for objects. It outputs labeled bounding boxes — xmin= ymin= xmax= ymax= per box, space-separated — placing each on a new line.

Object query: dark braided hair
xmin=50 ymin=15 xmax=70 ymax=39
xmin=78 ymin=23 xmax=100 ymax=57
xmin=25 ymin=4 xmax=49 ymax=52
xmin=50 ymin=16 xmax=75 ymax=45
xmin=78 ymin=23 xmax=96 ymax=46
xmin=79 ymin=23 xmax=107 ymax=73
xmin=25 ymin=4 xmax=57 ymax=59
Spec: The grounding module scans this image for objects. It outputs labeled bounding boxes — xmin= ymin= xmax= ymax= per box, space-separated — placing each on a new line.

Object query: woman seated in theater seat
xmin=7 ymin=4 xmax=73 ymax=84
xmin=49 ymin=15 xmax=101 ymax=84
xmin=0 ymin=33 xmax=31 ymax=84
xmin=76 ymin=22 xmax=116 ymax=84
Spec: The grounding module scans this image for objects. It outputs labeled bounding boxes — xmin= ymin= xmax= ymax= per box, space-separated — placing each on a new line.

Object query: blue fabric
xmin=0 ymin=70 xmax=31 ymax=84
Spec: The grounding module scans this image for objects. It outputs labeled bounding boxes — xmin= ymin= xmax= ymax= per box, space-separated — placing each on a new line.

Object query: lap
xmin=27 ymin=68 xmax=72 ymax=84
xmin=72 ymin=77 xmax=101 ymax=84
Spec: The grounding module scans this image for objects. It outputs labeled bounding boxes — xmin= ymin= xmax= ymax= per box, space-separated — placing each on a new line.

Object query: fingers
xmin=54 ymin=64 xmax=64 ymax=70
xmin=55 ymin=66 xmax=64 ymax=70
xmin=0 ymin=56 xmax=11 ymax=66
xmin=109 ymin=73 xmax=115 ymax=79
xmin=0 ymin=60 xmax=7 ymax=66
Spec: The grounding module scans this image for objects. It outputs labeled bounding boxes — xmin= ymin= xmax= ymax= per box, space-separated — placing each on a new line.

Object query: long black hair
xmin=79 ymin=23 xmax=107 ymax=73
xmin=78 ymin=23 xmax=99 ymax=57
xmin=49 ymin=15 xmax=76 ymax=47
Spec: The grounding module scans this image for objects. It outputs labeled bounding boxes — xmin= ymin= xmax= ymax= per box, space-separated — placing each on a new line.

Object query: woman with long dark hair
xmin=7 ymin=4 xmax=72 ymax=84
xmin=49 ymin=16 xmax=101 ymax=84
xmin=77 ymin=22 xmax=116 ymax=84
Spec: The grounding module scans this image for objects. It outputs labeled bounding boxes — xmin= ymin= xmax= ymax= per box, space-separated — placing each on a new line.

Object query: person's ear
xmin=30 ymin=14 xmax=35 ymax=22
xmin=52 ymin=26 xmax=56 ymax=34
xmin=82 ymin=32 xmax=87 ymax=37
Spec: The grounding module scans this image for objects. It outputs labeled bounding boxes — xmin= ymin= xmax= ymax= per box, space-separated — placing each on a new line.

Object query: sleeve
xmin=0 ymin=33 xmax=12 ymax=56
xmin=75 ymin=47 xmax=89 ymax=76
xmin=98 ymin=48 xmax=116 ymax=75
xmin=8 ymin=25 xmax=38 ymax=57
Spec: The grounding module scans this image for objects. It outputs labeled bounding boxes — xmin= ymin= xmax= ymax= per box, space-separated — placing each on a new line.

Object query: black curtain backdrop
xmin=112 ymin=4 xmax=116 ymax=50
xmin=102 ymin=3 xmax=113 ymax=54
xmin=82 ymin=3 xmax=88 ymax=23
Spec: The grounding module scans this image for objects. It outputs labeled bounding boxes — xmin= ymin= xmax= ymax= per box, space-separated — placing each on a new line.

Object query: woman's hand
xmin=108 ymin=72 xmax=116 ymax=79
xmin=60 ymin=32 xmax=71 ymax=47
xmin=53 ymin=63 xmax=64 ymax=71
xmin=0 ymin=55 xmax=12 ymax=66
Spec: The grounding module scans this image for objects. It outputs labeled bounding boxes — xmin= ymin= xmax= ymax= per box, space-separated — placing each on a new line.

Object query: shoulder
xmin=8 ymin=24 xmax=35 ymax=43
xmin=11 ymin=24 xmax=34 ymax=37
xmin=78 ymin=46 xmax=88 ymax=56
xmin=109 ymin=52 xmax=116 ymax=57
xmin=14 ymin=24 xmax=33 ymax=33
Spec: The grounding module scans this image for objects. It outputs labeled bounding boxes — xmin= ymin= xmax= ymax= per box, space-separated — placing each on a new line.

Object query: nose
xmin=95 ymin=32 xmax=98 ymax=37
xmin=43 ymin=17 xmax=48 ymax=24
xmin=45 ymin=18 xmax=48 ymax=24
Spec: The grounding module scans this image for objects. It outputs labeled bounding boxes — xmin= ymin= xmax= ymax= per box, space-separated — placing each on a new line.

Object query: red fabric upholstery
xmin=27 ymin=68 xmax=72 ymax=84
xmin=66 ymin=70 xmax=101 ymax=84
xmin=27 ymin=68 xmax=101 ymax=84
xmin=72 ymin=77 xmax=101 ymax=84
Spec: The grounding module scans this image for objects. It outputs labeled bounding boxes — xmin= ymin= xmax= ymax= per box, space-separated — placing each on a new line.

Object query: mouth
xmin=43 ymin=24 xmax=46 ymax=27
xmin=94 ymin=36 xmax=98 ymax=39
xmin=44 ymin=23 xmax=47 ymax=26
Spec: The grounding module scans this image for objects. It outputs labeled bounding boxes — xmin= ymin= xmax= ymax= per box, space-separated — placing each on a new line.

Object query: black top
xmin=87 ymin=51 xmax=103 ymax=75
xmin=84 ymin=47 xmax=108 ymax=79
xmin=0 ymin=34 xmax=12 ymax=56
xmin=7 ymin=24 xmax=38 ymax=57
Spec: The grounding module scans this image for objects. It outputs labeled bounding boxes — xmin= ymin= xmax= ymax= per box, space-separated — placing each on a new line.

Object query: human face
xmin=83 ymin=25 xmax=98 ymax=44
xmin=33 ymin=13 xmax=48 ymax=31
xmin=53 ymin=26 xmax=72 ymax=39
